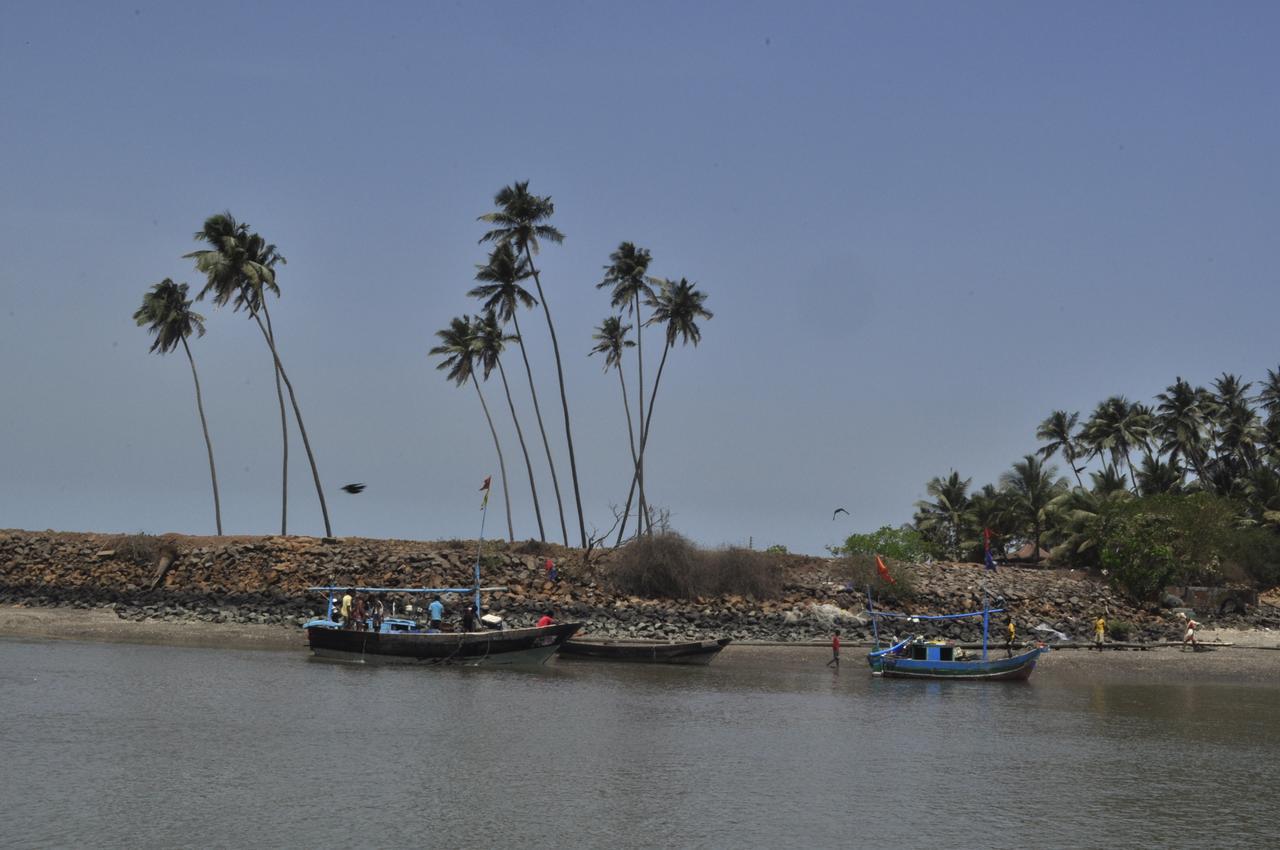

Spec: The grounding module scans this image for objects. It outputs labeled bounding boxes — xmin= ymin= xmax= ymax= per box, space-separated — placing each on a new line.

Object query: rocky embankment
xmin=2 ymin=529 xmax=1276 ymax=644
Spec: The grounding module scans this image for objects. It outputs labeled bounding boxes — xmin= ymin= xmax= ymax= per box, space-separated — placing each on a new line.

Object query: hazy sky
xmin=2 ymin=1 xmax=1277 ymax=554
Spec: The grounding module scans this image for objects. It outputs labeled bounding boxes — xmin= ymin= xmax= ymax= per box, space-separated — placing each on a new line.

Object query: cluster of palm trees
xmin=431 ymin=182 xmax=712 ymax=546
xmin=913 ymin=370 xmax=1280 ymax=565
xmin=134 ymin=213 xmax=330 ymax=537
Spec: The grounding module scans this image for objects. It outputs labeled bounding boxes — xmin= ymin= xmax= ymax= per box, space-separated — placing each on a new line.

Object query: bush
xmin=113 ymin=533 xmax=161 ymax=565
xmin=608 ymin=533 xmax=782 ymax=600
xmin=831 ymin=525 xmax=930 ymax=562
xmin=1108 ymin=620 xmax=1134 ymax=641
xmin=833 ymin=554 xmax=917 ymax=605
xmin=512 ymin=539 xmax=552 ymax=557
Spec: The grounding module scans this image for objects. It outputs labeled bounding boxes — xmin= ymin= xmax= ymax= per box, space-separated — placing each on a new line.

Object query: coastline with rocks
xmin=3 ymin=528 xmax=1279 ymax=685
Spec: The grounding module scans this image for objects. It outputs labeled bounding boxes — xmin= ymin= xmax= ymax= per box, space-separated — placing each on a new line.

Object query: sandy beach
xmin=4 ymin=604 xmax=1277 ymax=686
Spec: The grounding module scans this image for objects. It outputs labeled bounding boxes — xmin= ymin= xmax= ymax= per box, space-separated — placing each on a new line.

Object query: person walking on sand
xmin=827 ymin=630 xmax=841 ymax=669
xmin=1180 ymin=612 xmax=1201 ymax=650
xmin=1093 ymin=614 xmax=1106 ymax=651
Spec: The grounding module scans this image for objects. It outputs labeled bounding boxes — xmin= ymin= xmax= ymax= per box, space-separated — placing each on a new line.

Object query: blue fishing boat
xmin=865 ymin=593 xmax=1047 ymax=681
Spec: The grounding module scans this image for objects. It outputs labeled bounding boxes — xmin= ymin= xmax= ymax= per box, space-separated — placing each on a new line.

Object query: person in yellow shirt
xmin=1093 ymin=615 xmax=1106 ymax=651
xmin=1005 ymin=616 xmax=1016 ymax=657
xmin=340 ymin=589 xmax=353 ymax=627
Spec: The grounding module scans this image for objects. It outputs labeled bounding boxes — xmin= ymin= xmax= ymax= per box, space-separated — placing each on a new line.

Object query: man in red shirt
xmin=827 ymin=630 xmax=841 ymax=668
xmin=537 ymin=612 xmax=555 ymax=628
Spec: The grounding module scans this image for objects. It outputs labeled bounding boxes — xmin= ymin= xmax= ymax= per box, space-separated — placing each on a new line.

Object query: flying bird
xmin=341 ymin=483 xmax=366 ymax=494
xmin=832 ymin=507 xmax=849 ymax=521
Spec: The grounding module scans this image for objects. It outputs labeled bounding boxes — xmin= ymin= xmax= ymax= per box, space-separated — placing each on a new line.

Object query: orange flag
xmin=479 ymin=475 xmax=492 ymax=508
xmin=876 ymin=554 xmax=896 ymax=585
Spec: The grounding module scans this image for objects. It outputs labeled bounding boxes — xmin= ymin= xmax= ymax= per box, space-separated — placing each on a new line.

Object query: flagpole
xmin=474 ymin=475 xmax=492 ymax=618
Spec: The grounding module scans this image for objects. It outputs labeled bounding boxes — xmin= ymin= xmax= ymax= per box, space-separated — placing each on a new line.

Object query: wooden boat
xmin=303 ymin=581 xmax=579 ymax=666
xmin=558 ymin=636 xmax=731 ymax=665
xmin=304 ymin=613 xmax=580 ymax=666
xmin=864 ymin=591 xmax=1047 ymax=681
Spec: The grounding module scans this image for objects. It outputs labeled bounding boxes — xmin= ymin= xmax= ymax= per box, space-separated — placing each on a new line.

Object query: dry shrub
xmin=609 ymin=533 xmax=782 ymax=600
xmin=113 ymin=533 xmax=161 ymax=566
xmin=512 ymin=539 xmax=551 ymax=557
xmin=835 ymin=554 xmax=918 ymax=604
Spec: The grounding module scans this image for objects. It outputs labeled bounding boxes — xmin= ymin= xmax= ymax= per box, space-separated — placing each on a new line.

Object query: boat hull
xmin=557 ymin=637 xmax=731 ymax=665
xmin=873 ymin=646 xmax=1047 ymax=681
xmin=305 ymin=622 xmax=581 ymax=666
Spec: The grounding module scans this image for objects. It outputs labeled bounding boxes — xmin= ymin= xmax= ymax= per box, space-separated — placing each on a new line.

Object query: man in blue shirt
xmin=428 ymin=596 xmax=444 ymax=631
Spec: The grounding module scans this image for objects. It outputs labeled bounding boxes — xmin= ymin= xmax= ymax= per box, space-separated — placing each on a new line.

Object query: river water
xmin=1 ymin=638 xmax=1275 ymax=849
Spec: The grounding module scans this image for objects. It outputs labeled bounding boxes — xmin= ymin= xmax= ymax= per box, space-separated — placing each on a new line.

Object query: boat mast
xmin=867 ymin=584 xmax=880 ymax=649
xmin=473 ymin=476 xmax=491 ymax=618
xmin=981 ymin=587 xmax=989 ymax=661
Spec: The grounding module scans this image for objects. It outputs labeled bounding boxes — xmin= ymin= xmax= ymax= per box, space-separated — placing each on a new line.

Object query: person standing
xmin=545 ymin=558 xmax=557 ymax=583
xmin=1180 ymin=613 xmax=1201 ymax=650
xmin=1093 ymin=614 xmax=1106 ymax=651
xmin=428 ymin=595 xmax=444 ymax=631
xmin=1006 ymin=616 xmax=1016 ymax=658
xmin=461 ymin=605 xmax=477 ymax=633
xmin=370 ymin=596 xmax=384 ymax=632
xmin=827 ymin=630 xmax=841 ymax=668
xmin=340 ymin=588 xmax=353 ymax=628
xmin=351 ymin=595 xmax=367 ymax=631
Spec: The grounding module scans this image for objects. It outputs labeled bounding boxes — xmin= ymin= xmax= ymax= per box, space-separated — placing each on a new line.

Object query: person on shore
xmin=536 ymin=611 xmax=555 ymax=628
xmin=340 ymin=589 xmax=353 ymax=628
xmin=461 ymin=605 xmax=477 ymax=633
xmin=827 ymin=630 xmax=841 ymax=669
xmin=1093 ymin=614 xmax=1106 ymax=651
xmin=545 ymin=558 xmax=557 ymax=583
xmin=1180 ymin=612 xmax=1201 ymax=650
xmin=1006 ymin=616 xmax=1016 ymax=658
xmin=428 ymin=595 xmax=444 ymax=631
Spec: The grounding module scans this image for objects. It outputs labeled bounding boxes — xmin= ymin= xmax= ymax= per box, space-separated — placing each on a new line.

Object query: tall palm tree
xmin=479 ymin=182 xmax=586 ymax=547
xmin=625 ymin=277 xmax=712 ymax=538
xmin=590 ymin=316 xmax=639 ymax=518
xmin=469 ymin=243 xmax=566 ymax=544
xmin=913 ymin=471 xmax=971 ymax=560
xmin=475 ymin=309 xmax=544 ymax=541
xmin=1155 ymin=377 xmax=1208 ymax=483
xmin=999 ymin=455 xmax=1068 ymax=565
xmin=1135 ymin=453 xmax=1183 ymax=496
xmin=1208 ymin=373 xmax=1261 ymax=481
xmin=1035 ymin=410 xmax=1084 ymax=488
xmin=1081 ymin=395 xmax=1152 ymax=493
xmin=961 ymin=483 xmax=1010 ymax=562
xmin=185 ymin=212 xmax=332 ymax=537
xmin=599 ymin=242 xmax=655 ymax=536
xmin=133 ymin=279 xmax=223 ymax=535
xmin=430 ymin=316 xmax=514 ymax=542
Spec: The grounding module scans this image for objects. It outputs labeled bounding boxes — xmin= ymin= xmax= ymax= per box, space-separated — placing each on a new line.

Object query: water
xmin=1 ymin=638 xmax=1275 ymax=849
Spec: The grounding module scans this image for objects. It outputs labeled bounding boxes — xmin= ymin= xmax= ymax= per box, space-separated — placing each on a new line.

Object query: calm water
xmin=1 ymin=638 xmax=1276 ymax=849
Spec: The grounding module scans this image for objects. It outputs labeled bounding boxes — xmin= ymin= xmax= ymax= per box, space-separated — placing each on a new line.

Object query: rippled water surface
xmin=2 ymin=638 xmax=1276 ymax=849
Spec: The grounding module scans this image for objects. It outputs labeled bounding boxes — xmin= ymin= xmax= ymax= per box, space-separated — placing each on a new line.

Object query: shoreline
xmin=4 ymin=604 xmax=1277 ymax=686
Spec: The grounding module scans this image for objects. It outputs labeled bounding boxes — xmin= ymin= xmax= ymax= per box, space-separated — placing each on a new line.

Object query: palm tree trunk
xmin=634 ymin=291 xmax=649 ymax=533
xmin=474 ymin=379 xmax=514 ymax=542
xmin=253 ymin=306 xmax=333 ymax=538
xmin=1065 ymin=446 xmax=1084 ymax=489
xmin=496 ymin=357 xmax=544 ymax=541
xmin=181 ymin=337 xmax=222 ymax=536
xmin=261 ymin=306 xmax=288 ymax=534
xmin=522 ymin=245 xmax=587 ymax=548
xmin=617 ymin=340 xmax=671 ymax=543
xmin=512 ymin=312 xmax=568 ymax=545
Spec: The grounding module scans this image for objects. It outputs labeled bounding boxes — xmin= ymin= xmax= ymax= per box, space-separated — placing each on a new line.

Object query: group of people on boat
xmin=332 ymin=590 xmax=387 ymax=632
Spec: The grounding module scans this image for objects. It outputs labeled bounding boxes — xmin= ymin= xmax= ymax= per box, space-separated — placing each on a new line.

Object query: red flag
xmin=479 ymin=475 xmax=491 ymax=508
xmin=480 ymin=476 xmax=492 ymax=492
xmin=876 ymin=554 xmax=896 ymax=585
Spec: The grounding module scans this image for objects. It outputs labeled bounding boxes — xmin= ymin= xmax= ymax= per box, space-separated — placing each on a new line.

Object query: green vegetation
xmin=608 ymin=532 xmax=781 ymax=600
xmin=833 ymin=554 xmax=917 ymax=605
xmin=904 ymin=369 xmax=1280 ymax=598
xmin=831 ymin=525 xmax=929 ymax=562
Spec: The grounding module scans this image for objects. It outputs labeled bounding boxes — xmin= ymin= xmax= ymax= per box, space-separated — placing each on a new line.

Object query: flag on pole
xmin=984 ymin=527 xmax=997 ymax=571
xmin=479 ymin=475 xmax=491 ymax=509
xmin=875 ymin=554 xmax=896 ymax=585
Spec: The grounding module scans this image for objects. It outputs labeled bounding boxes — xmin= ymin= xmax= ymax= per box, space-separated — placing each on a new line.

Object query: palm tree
xmin=430 ymin=316 xmax=514 ymax=542
xmin=1208 ymin=373 xmax=1261 ymax=482
xmin=1035 ymin=410 xmax=1085 ymax=488
xmin=475 ymin=309 xmax=544 ymax=541
xmin=1155 ymin=377 xmax=1208 ymax=483
xmin=479 ymin=182 xmax=586 ymax=547
xmin=999 ymin=455 xmax=1068 ymax=565
xmin=1136 ymin=453 xmax=1183 ymax=496
xmin=1081 ymin=396 xmax=1152 ymax=493
xmin=625 ymin=277 xmax=712 ymax=538
xmin=469 ymin=243 xmax=566 ymax=544
xmin=599 ymin=242 xmax=655 ymax=536
xmin=133 ymin=279 xmax=223 ymax=535
xmin=961 ymin=483 xmax=1010 ymax=562
xmin=912 ymin=471 xmax=971 ymax=560
xmin=590 ymin=316 xmax=639 ymax=515
xmin=185 ymin=212 xmax=332 ymax=537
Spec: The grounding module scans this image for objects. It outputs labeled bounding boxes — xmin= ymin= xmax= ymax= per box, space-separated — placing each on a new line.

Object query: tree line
xmin=909 ymin=372 xmax=1280 ymax=598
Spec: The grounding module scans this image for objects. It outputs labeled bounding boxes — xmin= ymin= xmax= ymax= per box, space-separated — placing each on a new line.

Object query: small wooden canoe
xmin=558 ymin=636 xmax=732 ymax=665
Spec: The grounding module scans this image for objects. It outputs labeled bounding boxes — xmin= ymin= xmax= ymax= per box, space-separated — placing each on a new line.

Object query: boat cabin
xmin=908 ymin=642 xmax=957 ymax=662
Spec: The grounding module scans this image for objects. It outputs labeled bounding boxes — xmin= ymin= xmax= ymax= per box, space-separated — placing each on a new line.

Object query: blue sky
xmin=2 ymin=1 xmax=1277 ymax=553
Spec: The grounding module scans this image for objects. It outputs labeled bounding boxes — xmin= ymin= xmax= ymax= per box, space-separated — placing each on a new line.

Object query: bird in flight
xmin=832 ymin=507 xmax=849 ymax=521
xmin=341 ymin=483 xmax=366 ymax=494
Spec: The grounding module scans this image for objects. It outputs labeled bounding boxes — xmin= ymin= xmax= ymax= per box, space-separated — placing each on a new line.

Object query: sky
xmin=1 ymin=1 xmax=1277 ymax=555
